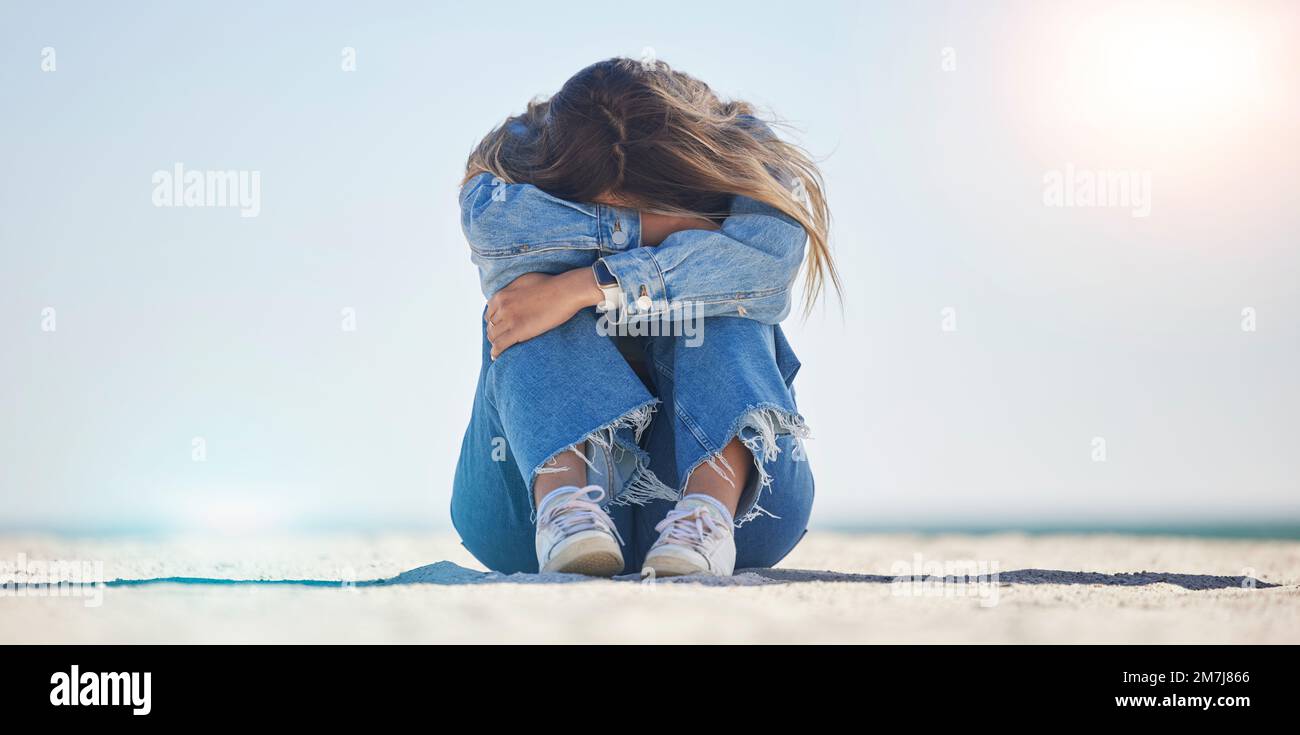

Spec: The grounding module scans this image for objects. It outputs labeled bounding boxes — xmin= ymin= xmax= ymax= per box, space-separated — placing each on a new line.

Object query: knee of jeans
xmin=647 ymin=315 xmax=769 ymax=356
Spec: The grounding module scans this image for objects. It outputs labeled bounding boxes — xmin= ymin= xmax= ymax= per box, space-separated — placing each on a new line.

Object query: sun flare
xmin=1059 ymin=3 xmax=1268 ymax=138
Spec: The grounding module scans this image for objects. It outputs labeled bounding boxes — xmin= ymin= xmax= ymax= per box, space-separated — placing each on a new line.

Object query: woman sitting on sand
xmin=450 ymin=57 xmax=838 ymax=578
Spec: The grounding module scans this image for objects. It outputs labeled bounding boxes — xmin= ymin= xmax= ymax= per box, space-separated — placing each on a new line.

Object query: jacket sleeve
xmin=459 ymin=172 xmax=807 ymax=324
xmin=459 ymin=172 xmax=641 ymax=299
xmin=596 ymin=195 xmax=806 ymax=325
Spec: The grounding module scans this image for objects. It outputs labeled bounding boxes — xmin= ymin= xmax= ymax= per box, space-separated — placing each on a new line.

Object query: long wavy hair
xmin=464 ymin=57 xmax=839 ymax=315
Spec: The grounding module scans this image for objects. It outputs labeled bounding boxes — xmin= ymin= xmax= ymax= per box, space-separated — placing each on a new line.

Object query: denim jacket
xmin=460 ymin=172 xmax=807 ymax=325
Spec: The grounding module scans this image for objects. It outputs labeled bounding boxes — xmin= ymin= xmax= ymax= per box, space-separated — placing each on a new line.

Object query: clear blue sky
xmin=2 ymin=1 xmax=1296 ymax=533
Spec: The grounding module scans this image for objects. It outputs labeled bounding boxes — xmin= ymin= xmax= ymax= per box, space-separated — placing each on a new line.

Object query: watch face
xmin=593 ymin=260 xmax=617 ymax=287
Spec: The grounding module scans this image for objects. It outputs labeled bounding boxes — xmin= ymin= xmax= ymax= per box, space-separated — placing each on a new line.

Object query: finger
xmin=490 ymin=329 xmax=515 ymax=359
xmin=486 ymin=318 xmax=505 ymax=342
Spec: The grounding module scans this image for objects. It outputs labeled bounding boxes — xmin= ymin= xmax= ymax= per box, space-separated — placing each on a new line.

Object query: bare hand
xmin=485 ymin=270 xmax=601 ymax=359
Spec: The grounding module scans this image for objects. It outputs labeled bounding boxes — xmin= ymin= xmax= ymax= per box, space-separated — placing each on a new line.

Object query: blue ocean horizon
xmin=5 ymin=519 xmax=1299 ymax=541
xmin=822 ymin=520 xmax=1300 ymax=541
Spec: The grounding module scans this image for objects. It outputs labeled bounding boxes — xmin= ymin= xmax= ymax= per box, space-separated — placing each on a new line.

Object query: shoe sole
xmin=543 ymin=535 xmax=624 ymax=577
xmin=642 ymin=552 xmax=711 ymax=578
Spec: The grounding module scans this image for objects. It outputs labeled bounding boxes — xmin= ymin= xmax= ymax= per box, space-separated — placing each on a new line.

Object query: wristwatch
xmin=591 ymin=259 xmax=622 ymax=313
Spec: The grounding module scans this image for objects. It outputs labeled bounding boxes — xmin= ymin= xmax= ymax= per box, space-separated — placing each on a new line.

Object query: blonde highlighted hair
xmin=465 ymin=57 xmax=839 ymax=315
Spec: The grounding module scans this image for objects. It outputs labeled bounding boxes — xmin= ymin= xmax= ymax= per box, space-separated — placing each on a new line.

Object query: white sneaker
xmin=642 ymin=494 xmax=736 ymax=577
xmin=535 ymin=485 xmax=624 ymax=576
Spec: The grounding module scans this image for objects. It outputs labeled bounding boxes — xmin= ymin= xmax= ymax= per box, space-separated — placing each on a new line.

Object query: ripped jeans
xmin=451 ymin=309 xmax=814 ymax=575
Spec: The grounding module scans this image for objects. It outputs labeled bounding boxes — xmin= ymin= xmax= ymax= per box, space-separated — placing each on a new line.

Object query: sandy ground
xmin=1 ymin=531 xmax=1297 ymax=644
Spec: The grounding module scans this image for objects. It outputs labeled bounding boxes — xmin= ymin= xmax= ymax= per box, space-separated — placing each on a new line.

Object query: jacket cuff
xmin=596 ymin=205 xmax=641 ymax=251
xmin=598 ymin=247 xmax=669 ymax=319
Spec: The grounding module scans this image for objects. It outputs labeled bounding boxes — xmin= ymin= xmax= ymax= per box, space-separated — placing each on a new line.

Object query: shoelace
xmin=539 ymin=486 xmax=624 ymax=546
xmin=653 ymin=505 xmax=724 ymax=553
